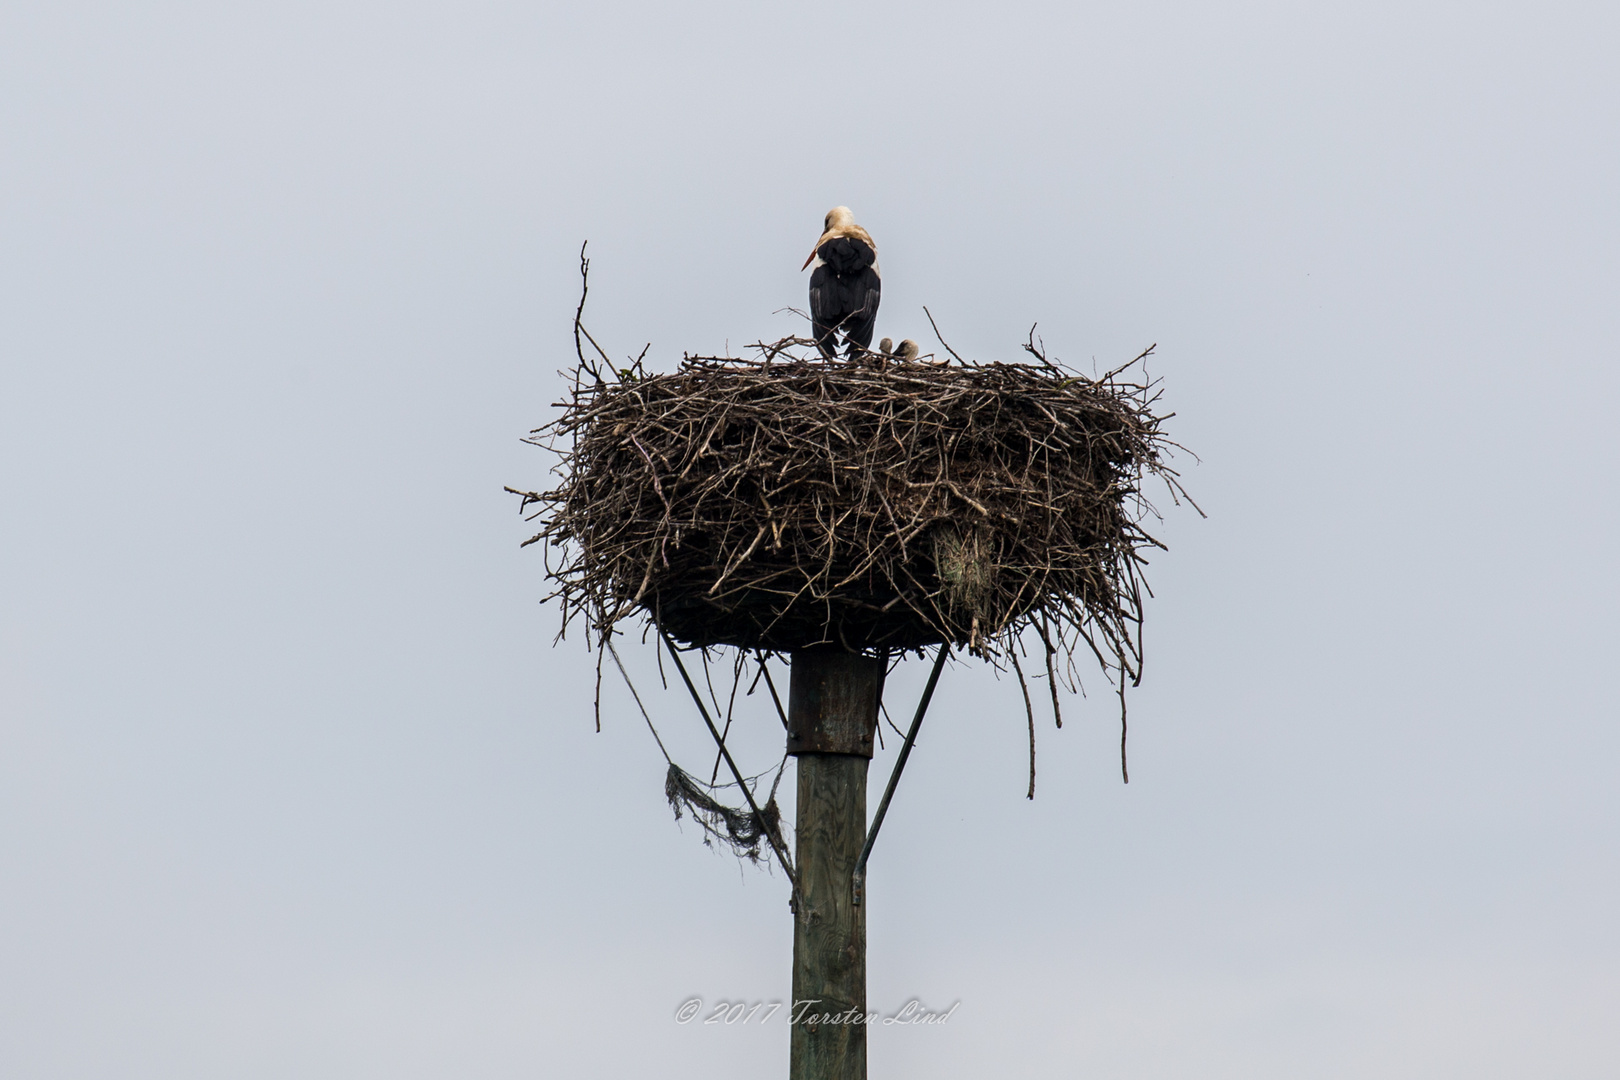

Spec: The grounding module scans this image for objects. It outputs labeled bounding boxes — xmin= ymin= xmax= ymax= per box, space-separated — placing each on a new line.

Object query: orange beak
xmin=801 ymin=246 xmax=819 ymax=271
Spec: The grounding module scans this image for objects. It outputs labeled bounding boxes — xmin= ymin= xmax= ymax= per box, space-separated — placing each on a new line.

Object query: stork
xmin=802 ymin=206 xmax=881 ymax=359
xmin=878 ymin=337 xmax=921 ymax=361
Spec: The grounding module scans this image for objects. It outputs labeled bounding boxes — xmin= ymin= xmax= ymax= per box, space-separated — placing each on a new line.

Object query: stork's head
xmin=824 ymin=206 xmax=855 ymax=231
xmin=803 ymin=206 xmax=857 ymax=269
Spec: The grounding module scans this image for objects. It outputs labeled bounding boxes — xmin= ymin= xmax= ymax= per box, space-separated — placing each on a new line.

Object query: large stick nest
xmin=514 ymin=328 xmax=1193 ymax=683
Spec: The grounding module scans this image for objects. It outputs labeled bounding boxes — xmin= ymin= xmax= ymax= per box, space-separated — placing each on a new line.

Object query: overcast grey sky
xmin=2 ymin=1 xmax=1617 ymax=1076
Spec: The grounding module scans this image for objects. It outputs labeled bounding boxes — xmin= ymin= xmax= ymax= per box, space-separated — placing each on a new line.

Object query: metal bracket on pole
xmin=852 ymin=644 xmax=950 ymax=906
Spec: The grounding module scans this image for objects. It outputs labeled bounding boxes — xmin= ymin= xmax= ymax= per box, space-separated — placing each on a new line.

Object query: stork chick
xmin=802 ymin=206 xmax=881 ymax=359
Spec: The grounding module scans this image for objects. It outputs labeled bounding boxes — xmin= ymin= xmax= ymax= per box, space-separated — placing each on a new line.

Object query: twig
xmin=572 ymin=243 xmax=603 ymax=384
xmin=1022 ymin=323 xmax=1061 ymax=372
xmin=922 ymin=307 xmax=966 ymax=365
xmin=606 ymin=639 xmax=673 ymax=765
xmin=593 ymin=640 xmax=605 ymax=732
xmin=1118 ymin=668 xmax=1129 ymax=784
xmin=1039 ymin=613 xmax=1063 ymax=728
xmin=709 ymin=652 xmax=745 ymax=785
xmin=1010 ymin=648 xmax=1037 ymax=799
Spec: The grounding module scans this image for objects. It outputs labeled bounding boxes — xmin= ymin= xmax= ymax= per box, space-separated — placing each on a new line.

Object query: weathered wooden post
xmin=786 ymin=648 xmax=884 ymax=1080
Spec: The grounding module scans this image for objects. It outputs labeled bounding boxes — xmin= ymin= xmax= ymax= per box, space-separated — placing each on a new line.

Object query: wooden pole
xmin=786 ymin=647 xmax=883 ymax=1080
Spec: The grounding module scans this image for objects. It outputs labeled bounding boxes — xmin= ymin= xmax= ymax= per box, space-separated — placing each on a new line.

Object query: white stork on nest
xmin=802 ymin=206 xmax=880 ymax=359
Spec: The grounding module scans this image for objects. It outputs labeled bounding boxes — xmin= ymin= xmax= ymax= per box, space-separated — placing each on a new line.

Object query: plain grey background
xmin=2 ymin=1 xmax=1616 ymax=1076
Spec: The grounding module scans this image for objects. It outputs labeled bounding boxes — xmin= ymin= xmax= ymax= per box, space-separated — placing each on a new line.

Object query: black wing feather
xmin=808 ymin=237 xmax=880 ymax=358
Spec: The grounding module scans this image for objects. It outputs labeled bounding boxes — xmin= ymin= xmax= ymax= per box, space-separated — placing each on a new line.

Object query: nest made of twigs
xmin=512 ymin=331 xmax=1192 ymax=687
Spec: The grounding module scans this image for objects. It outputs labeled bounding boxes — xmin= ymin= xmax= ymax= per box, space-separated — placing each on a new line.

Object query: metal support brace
xmin=851 ymin=644 xmax=950 ymax=906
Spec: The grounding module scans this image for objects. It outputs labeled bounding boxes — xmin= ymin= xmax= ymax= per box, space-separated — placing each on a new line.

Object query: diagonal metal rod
xmin=852 ymin=644 xmax=950 ymax=906
xmin=660 ymin=631 xmax=799 ymax=893
xmin=759 ymin=659 xmax=789 ymax=730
